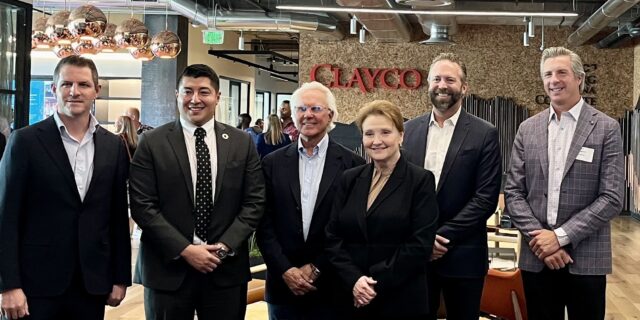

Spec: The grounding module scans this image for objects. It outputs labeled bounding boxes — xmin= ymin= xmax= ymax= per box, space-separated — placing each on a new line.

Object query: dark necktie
xmin=194 ymin=127 xmax=213 ymax=242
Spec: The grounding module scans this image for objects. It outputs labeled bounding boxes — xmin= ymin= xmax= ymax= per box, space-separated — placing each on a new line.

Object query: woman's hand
xmin=352 ymin=276 xmax=377 ymax=308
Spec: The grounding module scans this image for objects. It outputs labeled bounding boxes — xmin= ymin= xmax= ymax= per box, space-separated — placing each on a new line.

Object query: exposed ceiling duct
xmin=567 ymin=0 xmax=640 ymax=46
xmin=409 ymin=0 xmax=458 ymax=45
xmin=337 ymin=0 xmax=412 ymax=43
xmin=596 ymin=21 xmax=640 ymax=48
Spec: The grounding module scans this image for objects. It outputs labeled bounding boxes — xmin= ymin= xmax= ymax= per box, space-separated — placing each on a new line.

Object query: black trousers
xmin=15 ymin=270 xmax=107 ymax=320
xmin=521 ymin=268 xmax=606 ymax=320
xmin=426 ymin=274 xmax=485 ymax=320
xmin=144 ymin=269 xmax=248 ymax=320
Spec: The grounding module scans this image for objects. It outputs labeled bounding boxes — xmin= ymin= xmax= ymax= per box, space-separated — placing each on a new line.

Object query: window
xmin=219 ymin=77 xmax=251 ymax=127
xmin=255 ymin=91 xmax=271 ymax=120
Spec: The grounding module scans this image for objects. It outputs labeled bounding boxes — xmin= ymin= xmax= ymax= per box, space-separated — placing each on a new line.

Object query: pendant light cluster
xmin=31 ymin=3 xmax=182 ymax=61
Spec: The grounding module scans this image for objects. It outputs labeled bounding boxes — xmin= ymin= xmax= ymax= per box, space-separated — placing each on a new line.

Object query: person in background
xmin=505 ymin=47 xmax=624 ymax=320
xmin=326 ymin=100 xmax=438 ymax=320
xmin=280 ymin=100 xmax=299 ymax=142
xmin=125 ymin=107 xmax=154 ymax=135
xmin=0 ymin=133 xmax=5 ymax=162
xmin=256 ymin=114 xmax=291 ymax=159
xmin=246 ymin=118 xmax=264 ymax=144
xmin=403 ymin=53 xmax=502 ymax=320
xmin=0 ymin=55 xmax=131 ymax=320
xmin=237 ymin=113 xmax=252 ymax=130
xmin=115 ymin=115 xmax=138 ymax=160
xmin=257 ymin=82 xmax=364 ymax=320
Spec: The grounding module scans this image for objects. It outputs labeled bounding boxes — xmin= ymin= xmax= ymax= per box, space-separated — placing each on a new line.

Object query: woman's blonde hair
xmin=116 ymin=115 xmax=138 ymax=150
xmin=355 ymin=100 xmax=404 ymax=133
xmin=265 ymin=114 xmax=286 ymax=145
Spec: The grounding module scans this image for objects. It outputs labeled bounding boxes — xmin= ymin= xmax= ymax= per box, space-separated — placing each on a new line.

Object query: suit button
xmin=296 ymin=206 xmax=301 ymax=211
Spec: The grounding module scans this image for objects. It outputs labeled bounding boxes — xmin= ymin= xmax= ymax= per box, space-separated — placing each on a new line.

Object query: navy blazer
xmin=404 ymin=109 xmax=502 ymax=278
xmin=0 ymin=117 xmax=131 ymax=296
xmin=257 ymin=139 xmax=364 ymax=305
xmin=325 ymin=156 xmax=439 ymax=317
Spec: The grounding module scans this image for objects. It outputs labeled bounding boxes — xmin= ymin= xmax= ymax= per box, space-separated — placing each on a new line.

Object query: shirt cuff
xmin=554 ymin=228 xmax=570 ymax=247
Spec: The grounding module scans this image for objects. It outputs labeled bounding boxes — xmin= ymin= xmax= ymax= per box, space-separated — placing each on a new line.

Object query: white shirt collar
xmin=429 ymin=105 xmax=462 ymax=127
xmin=548 ymin=98 xmax=584 ymax=123
xmin=297 ymin=133 xmax=329 ymax=159
xmin=53 ymin=112 xmax=99 ymax=136
xmin=180 ymin=117 xmax=216 ymax=137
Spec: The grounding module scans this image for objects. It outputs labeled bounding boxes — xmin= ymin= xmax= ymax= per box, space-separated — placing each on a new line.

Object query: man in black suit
xmin=257 ymin=81 xmax=364 ymax=320
xmin=0 ymin=56 xmax=131 ymax=320
xmin=0 ymin=133 xmax=5 ymax=161
xmin=404 ymin=53 xmax=502 ymax=320
xmin=129 ymin=64 xmax=265 ymax=320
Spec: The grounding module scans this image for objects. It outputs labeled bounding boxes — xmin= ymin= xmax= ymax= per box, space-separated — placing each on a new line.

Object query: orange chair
xmin=480 ymin=268 xmax=527 ymax=320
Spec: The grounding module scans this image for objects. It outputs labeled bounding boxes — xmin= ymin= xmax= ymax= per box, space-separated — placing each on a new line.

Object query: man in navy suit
xmin=0 ymin=56 xmax=131 ymax=320
xmin=404 ymin=53 xmax=502 ymax=320
xmin=257 ymin=81 xmax=364 ymax=320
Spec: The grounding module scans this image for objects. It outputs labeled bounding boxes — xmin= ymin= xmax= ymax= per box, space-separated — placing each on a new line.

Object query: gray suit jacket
xmin=130 ymin=120 xmax=265 ymax=291
xmin=504 ymin=103 xmax=623 ymax=275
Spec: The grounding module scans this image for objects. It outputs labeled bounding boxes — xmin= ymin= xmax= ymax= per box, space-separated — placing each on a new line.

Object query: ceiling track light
xmin=528 ymin=17 xmax=535 ymax=38
xmin=276 ymin=5 xmax=578 ymax=17
xmin=359 ymin=28 xmax=366 ymax=44
xmin=350 ymin=16 xmax=357 ymax=35
xmin=238 ymin=30 xmax=245 ymax=50
xmin=523 ymin=31 xmax=529 ymax=46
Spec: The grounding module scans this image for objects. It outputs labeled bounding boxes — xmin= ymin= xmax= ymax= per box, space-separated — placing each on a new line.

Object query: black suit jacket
xmin=404 ymin=109 xmax=502 ymax=278
xmin=0 ymin=133 xmax=5 ymax=161
xmin=325 ymin=156 xmax=439 ymax=317
xmin=129 ymin=120 xmax=265 ymax=291
xmin=256 ymin=139 xmax=364 ymax=305
xmin=0 ymin=117 xmax=131 ymax=296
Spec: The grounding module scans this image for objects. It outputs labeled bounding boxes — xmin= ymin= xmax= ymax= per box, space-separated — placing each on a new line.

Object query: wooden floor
xmin=105 ymin=216 xmax=640 ymax=320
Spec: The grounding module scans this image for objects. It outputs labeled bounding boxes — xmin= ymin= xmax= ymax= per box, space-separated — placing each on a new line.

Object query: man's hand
xmin=353 ymin=276 xmax=377 ymax=308
xmin=1 ymin=288 xmax=29 ymax=319
xmin=106 ymin=285 xmax=127 ymax=307
xmin=430 ymin=235 xmax=450 ymax=261
xmin=529 ymin=229 xmax=561 ymax=259
xmin=180 ymin=244 xmax=222 ymax=273
xmin=299 ymin=264 xmax=319 ymax=282
xmin=282 ymin=267 xmax=317 ymax=296
xmin=543 ymin=248 xmax=573 ymax=270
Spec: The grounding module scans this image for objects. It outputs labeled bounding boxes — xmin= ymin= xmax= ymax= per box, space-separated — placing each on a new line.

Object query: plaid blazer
xmin=504 ymin=103 xmax=624 ymax=275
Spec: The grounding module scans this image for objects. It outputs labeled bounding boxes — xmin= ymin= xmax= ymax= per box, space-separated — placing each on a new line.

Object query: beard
xmin=429 ymin=88 xmax=463 ymax=112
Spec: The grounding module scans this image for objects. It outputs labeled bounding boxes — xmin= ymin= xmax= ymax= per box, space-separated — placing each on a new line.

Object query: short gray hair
xmin=540 ymin=47 xmax=585 ymax=92
xmin=290 ymin=81 xmax=339 ymax=132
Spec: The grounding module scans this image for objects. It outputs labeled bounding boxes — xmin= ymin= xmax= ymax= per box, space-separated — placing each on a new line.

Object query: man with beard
xmin=403 ymin=53 xmax=502 ymax=319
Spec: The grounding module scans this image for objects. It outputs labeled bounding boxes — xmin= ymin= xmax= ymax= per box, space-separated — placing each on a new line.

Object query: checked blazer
xmin=504 ymin=103 xmax=624 ymax=275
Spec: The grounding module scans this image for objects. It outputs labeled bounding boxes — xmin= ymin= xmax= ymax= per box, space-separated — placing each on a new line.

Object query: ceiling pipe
xmin=566 ymin=0 xmax=640 ymax=46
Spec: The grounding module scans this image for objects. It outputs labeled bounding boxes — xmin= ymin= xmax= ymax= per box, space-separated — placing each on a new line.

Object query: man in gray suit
xmin=130 ymin=64 xmax=265 ymax=320
xmin=505 ymin=47 xmax=624 ymax=320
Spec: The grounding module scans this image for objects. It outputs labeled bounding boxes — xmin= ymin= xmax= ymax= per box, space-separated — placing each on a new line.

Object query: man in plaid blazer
xmin=505 ymin=47 xmax=624 ymax=320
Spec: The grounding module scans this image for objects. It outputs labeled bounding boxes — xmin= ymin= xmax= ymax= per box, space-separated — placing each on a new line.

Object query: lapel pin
xmin=222 ymin=133 xmax=229 ymax=140
xmin=590 ymin=121 xmax=594 ymax=125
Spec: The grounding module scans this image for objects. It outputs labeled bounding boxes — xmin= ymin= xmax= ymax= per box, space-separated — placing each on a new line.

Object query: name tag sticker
xmin=576 ymin=147 xmax=594 ymax=163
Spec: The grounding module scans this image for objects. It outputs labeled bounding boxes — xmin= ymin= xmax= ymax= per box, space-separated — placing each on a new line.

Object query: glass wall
xmin=0 ymin=0 xmax=31 ymax=130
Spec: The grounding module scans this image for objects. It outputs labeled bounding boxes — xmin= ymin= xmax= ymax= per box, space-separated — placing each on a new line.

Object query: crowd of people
xmin=0 ymin=46 xmax=623 ymax=320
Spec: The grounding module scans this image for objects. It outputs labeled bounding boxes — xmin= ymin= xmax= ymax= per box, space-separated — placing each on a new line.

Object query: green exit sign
xmin=203 ymin=29 xmax=224 ymax=45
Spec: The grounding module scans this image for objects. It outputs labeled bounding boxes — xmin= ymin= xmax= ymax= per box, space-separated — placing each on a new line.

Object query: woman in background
xmin=115 ymin=115 xmax=138 ymax=160
xmin=257 ymin=114 xmax=291 ymax=159
xmin=325 ymin=100 xmax=439 ymax=319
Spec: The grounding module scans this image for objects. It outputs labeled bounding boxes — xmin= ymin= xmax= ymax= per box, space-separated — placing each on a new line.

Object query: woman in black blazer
xmin=326 ymin=100 xmax=439 ymax=319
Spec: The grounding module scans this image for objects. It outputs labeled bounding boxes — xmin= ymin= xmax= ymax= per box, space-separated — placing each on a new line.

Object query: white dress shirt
xmin=53 ymin=112 xmax=98 ymax=202
xmin=547 ymin=99 xmax=583 ymax=247
xmin=298 ymin=134 xmax=329 ymax=241
xmin=424 ymin=106 xmax=462 ymax=187
xmin=181 ymin=117 xmax=218 ymax=244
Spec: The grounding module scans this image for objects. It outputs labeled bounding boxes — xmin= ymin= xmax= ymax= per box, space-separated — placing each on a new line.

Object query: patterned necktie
xmin=194 ymin=127 xmax=213 ymax=242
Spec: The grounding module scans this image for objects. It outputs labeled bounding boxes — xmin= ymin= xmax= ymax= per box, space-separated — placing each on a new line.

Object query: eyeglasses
xmin=296 ymin=105 xmax=329 ymax=114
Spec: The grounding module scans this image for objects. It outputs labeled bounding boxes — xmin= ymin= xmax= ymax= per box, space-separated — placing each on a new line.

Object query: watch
xmin=216 ymin=248 xmax=228 ymax=260
xmin=311 ymin=264 xmax=321 ymax=277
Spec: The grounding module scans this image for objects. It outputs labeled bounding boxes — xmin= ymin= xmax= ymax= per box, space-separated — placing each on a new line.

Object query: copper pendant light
xmin=52 ymin=44 xmax=75 ymax=58
xmin=93 ymin=23 xmax=118 ymax=52
xmin=150 ymin=30 xmax=181 ymax=59
xmin=115 ymin=18 xmax=149 ymax=50
xmin=32 ymin=16 xmax=53 ymax=49
xmin=130 ymin=45 xmax=155 ymax=61
xmin=68 ymin=5 xmax=107 ymax=40
xmin=46 ymin=11 xmax=76 ymax=45
xmin=72 ymin=39 xmax=100 ymax=56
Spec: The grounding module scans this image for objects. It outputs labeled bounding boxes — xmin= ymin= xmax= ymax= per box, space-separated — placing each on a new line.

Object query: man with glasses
xmin=257 ymin=81 xmax=364 ymax=319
